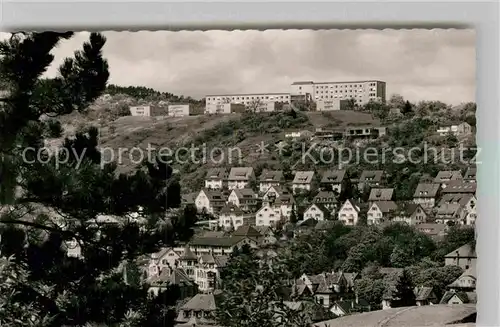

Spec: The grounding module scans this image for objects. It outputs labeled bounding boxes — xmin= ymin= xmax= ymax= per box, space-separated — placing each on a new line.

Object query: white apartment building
xmin=291 ymin=80 xmax=386 ymax=108
xmin=129 ymin=105 xmax=168 ymax=117
xmin=255 ymin=204 xmax=282 ymax=227
xmin=205 ymin=93 xmax=291 ymax=106
xmin=168 ymin=104 xmax=192 ymax=117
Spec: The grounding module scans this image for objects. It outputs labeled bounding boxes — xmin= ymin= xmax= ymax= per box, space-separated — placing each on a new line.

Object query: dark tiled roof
xmin=228 ymin=167 xmax=254 ymax=181
xmin=413 ymin=183 xmax=440 ymax=198
xmin=205 ymin=168 xmax=227 ymax=180
xmin=368 ymin=188 xmax=394 ymax=201
xmin=232 ymin=225 xmax=262 ymax=238
xmin=359 ymin=170 xmax=384 ymax=182
xmin=321 ymin=170 xmax=346 ymax=184
xmin=445 ymin=243 xmax=476 ymax=259
xmin=441 ymin=181 xmax=476 ymax=194
xmin=259 ymin=169 xmax=284 ymax=182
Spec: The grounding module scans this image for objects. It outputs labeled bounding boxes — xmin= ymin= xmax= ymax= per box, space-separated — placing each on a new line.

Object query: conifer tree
xmin=0 ymin=32 xmax=194 ymax=327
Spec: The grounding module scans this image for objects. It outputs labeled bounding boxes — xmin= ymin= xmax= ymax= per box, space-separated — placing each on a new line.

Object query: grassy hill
xmin=53 ymin=108 xmax=380 ymax=192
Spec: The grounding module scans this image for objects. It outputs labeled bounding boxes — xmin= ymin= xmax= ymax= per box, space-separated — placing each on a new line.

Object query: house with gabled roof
xmin=262 ymin=185 xmax=285 ymax=203
xmin=414 ymin=286 xmax=438 ymax=306
xmin=148 ymin=267 xmax=198 ymax=299
xmin=255 ymin=203 xmax=282 ymax=227
xmin=368 ymin=188 xmax=394 ymax=203
xmin=227 ymin=167 xmax=255 ymax=190
xmin=337 ymin=199 xmax=364 ymax=226
xmin=367 ymin=201 xmax=398 ymax=225
xmin=358 ymin=170 xmax=384 ymax=190
xmin=434 ymin=170 xmax=463 ymax=188
xmin=274 ymin=192 xmax=296 ymax=219
xmin=413 ymin=183 xmax=440 ymax=209
xmin=303 ymin=203 xmax=330 ymax=221
xmin=175 ymin=293 xmax=220 ymax=325
xmin=444 ymin=243 xmax=476 ymax=270
xmin=218 ymin=203 xmax=248 ymax=230
xmin=415 ymin=223 xmax=448 ymax=240
xmin=434 ymin=193 xmax=477 ymax=226
xmin=195 ymin=254 xmax=229 ymax=292
xmin=232 ymin=225 xmax=263 ymax=240
xmin=441 ymin=180 xmax=476 ymax=195
xmin=195 ymin=189 xmax=227 ymax=214
xmin=295 ymin=272 xmax=348 ymax=308
xmin=258 ymin=169 xmax=284 ymax=193
xmin=320 ymin=169 xmax=346 ymax=193
xmin=313 ymin=190 xmax=338 ymax=211
xmin=292 ymin=171 xmax=315 ymax=194
xmin=330 ymin=298 xmax=371 ymax=316
xmin=204 ymin=167 xmax=227 ymax=189
xmin=463 ymin=166 xmax=476 ymax=182
xmin=439 ymin=266 xmax=477 ymax=305
xmin=148 ymin=247 xmax=180 ymax=278
xmin=227 ymin=188 xmax=259 ymax=212
xmin=392 ymin=202 xmax=428 ymax=226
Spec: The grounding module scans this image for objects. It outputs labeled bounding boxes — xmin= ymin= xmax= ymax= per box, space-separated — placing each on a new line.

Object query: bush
xmin=45 ymin=119 xmax=63 ymax=138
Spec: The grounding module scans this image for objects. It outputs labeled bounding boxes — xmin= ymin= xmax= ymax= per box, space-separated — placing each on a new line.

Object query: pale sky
xmin=1 ymin=29 xmax=476 ymax=105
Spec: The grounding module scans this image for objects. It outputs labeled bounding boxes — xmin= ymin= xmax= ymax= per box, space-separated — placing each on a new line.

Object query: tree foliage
xmin=0 ymin=32 xmax=194 ymax=327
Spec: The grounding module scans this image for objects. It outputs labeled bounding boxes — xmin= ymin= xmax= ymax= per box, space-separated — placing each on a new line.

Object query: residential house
xmin=440 ymin=180 xmax=476 ymax=195
xmin=204 ymin=168 xmax=227 ymax=189
xmin=177 ymin=246 xmax=198 ymax=280
xmin=444 ymin=244 xmax=476 ymax=270
xmin=414 ymin=286 xmax=438 ymax=306
xmin=227 ymin=188 xmax=259 ymax=212
xmin=303 ymin=203 xmax=330 ymax=221
xmin=195 ymin=189 xmax=227 ymax=215
xmin=392 ymin=202 xmax=428 ymax=226
xmin=149 ymin=247 xmax=180 ymax=276
xmin=188 ymin=235 xmax=259 ymax=256
xmin=337 ymin=199 xmax=364 ymax=226
xmin=253 ymin=226 xmax=278 ymax=246
xmin=181 ymin=193 xmax=197 ymax=207
xmin=218 ymin=203 xmax=249 ymax=230
xmin=295 ymin=272 xmax=348 ymax=308
xmin=292 ymin=171 xmax=315 ymax=194
xmin=175 ymin=293 xmax=220 ymax=325
xmin=434 ymin=194 xmax=477 ymax=226
xmin=275 ymin=192 xmax=296 ymax=219
xmin=195 ymin=254 xmax=228 ymax=293
xmin=368 ymin=188 xmax=394 ymax=203
xmin=415 ymin=223 xmax=448 ymax=240
xmin=330 ymin=297 xmax=371 ymax=317
xmin=227 ymin=167 xmax=255 ymax=190
xmin=320 ymin=170 xmax=346 ymax=193
xmin=434 ymin=170 xmax=463 ymax=188
xmin=357 ymin=170 xmax=384 ymax=190
xmin=262 ymin=185 xmax=284 ymax=203
xmin=259 ymin=169 xmax=284 ymax=193
xmin=233 ymin=225 xmax=263 ymax=243
xmin=313 ymin=190 xmax=338 ymax=211
xmin=413 ymin=183 xmax=440 ymax=209
xmin=439 ymin=266 xmax=477 ymax=305
xmin=367 ymin=201 xmax=398 ymax=225
xmin=436 ymin=122 xmax=472 ymax=137
xmin=255 ymin=203 xmax=282 ymax=227
xmin=148 ymin=267 xmax=198 ymax=299
xmin=463 ymin=167 xmax=476 ymax=183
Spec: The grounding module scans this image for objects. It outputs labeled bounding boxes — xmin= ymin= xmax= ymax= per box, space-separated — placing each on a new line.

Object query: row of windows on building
xmin=300 ymin=82 xmax=378 ymax=90
xmin=316 ymin=88 xmax=377 ymax=94
xmin=206 ymin=95 xmax=290 ymax=101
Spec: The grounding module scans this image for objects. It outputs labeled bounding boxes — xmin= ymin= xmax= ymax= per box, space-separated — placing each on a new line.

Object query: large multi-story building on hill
xmin=204 ymin=80 xmax=386 ymax=112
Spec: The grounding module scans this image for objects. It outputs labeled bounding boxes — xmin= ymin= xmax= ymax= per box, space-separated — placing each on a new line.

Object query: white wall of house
xmin=205 ymin=179 xmax=223 ymax=189
xmin=413 ymin=197 xmax=436 ymax=209
xmin=227 ymin=190 xmax=241 ymax=207
xmin=367 ymin=204 xmax=383 ymax=225
xmin=303 ymin=204 xmax=325 ymax=221
xmin=292 ymin=183 xmax=311 ymax=194
xmin=228 ymin=180 xmax=250 ymax=190
xmin=338 ymin=200 xmax=359 ymax=225
xmin=195 ymin=191 xmax=213 ymax=214
xmin=259 ymin=181 xmax=280 ymax=193
xmin=256 ymin=204 xmax=282 ymax=227
xmin=219 ymin=212 xmax=245 ymax=230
